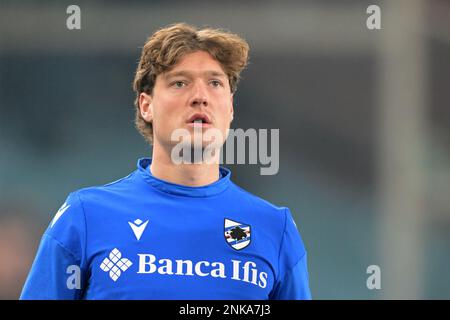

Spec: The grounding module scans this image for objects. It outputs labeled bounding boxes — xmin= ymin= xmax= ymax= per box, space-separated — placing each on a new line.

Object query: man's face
xmin=140 ymin=50 xmax=234 ymax=155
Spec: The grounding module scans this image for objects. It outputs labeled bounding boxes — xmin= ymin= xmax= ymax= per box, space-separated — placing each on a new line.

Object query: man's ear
xmin=230 ymin=93 xmax=234 ymax=123
xmin=139 ymin=92 xmax=153 ymax=122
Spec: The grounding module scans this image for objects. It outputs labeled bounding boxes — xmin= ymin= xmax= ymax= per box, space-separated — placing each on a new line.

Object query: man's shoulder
xmin=45 ymin=171 xmax=137 ymax=233
xmin=230 ymin=182 xmax=289 ymax=217
xmin=71 ymin=170 xmax=137 ymax=202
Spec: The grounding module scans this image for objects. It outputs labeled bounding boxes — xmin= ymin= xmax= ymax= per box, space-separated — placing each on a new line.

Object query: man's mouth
xmin=187 ymin=113 xmax=212 ymax=128
xmin=187 ymin=120 xmax=212 ymax=129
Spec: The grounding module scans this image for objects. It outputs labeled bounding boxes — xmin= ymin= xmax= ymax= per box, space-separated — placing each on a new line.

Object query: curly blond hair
xmin=133 ymin=23 xmax=249 ymax=144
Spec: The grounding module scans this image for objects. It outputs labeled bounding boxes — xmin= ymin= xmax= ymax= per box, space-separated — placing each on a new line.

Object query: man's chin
xmin=170 ymin=143 xmax=221 ymax=164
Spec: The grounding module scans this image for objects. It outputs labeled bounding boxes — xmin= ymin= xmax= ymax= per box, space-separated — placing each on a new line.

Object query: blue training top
xmin=20 ymin=158 xmax=311 ymax=300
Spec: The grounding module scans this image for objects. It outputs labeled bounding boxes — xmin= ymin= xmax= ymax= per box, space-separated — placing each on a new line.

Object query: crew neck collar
xmin=137 ymin=158 xmax=231 ymax=197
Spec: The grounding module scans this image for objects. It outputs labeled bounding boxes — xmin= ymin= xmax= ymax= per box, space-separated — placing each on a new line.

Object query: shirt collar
xmin=137 ymin=157 xmax=231 ymax=197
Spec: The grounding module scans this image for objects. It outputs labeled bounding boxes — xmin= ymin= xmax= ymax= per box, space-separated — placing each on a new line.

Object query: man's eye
xmin=172 ymin=81 xmax=186 ymax=88
xmin=210 ymin=80 xmax=222 ymax=87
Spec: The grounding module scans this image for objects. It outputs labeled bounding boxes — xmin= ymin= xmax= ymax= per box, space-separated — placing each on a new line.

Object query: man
xmin=20 ymin=23 xmax=311 ymax=299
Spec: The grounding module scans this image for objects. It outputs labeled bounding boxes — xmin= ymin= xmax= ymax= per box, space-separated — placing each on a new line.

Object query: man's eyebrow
xmin=203 ymin=70 xmax=227 ymax=78
xmin=164 ymin=70 xmax=227 ymax=79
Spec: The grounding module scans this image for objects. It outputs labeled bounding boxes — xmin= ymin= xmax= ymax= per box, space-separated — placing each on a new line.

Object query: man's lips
xmin=186 ymin=113 xmax=211 ymax=124
xmin=186 ymin=121 xmax=213 ymax=129
xmin=186 ymin=113 xmax=213 ymax=129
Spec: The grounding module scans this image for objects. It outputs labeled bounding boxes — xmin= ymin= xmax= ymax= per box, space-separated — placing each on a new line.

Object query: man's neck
xmin=150 ymin=143 xmax=221 ymax=187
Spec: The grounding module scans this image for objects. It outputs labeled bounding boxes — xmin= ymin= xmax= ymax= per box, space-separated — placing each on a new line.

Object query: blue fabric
xmin=20 ymin=158 xmax=311 ymax=300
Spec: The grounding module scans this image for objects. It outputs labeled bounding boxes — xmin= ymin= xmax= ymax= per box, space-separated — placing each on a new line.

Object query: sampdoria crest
xmin=224 ymin=218 xmax=251 ymax=250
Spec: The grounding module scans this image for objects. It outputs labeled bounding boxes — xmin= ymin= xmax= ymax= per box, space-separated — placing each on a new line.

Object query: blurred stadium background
xmin=1 ymin=0 xmax=449 ymax=299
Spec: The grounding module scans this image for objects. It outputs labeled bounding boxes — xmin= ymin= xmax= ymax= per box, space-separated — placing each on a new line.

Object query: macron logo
xmin=51 ymin=202 xmax=71 ymax=228
xmin=128 ymin=219 xmax=149 ymax=241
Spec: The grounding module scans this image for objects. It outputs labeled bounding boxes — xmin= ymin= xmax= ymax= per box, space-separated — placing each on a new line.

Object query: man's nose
xmin=189 ymin=82 xmax=208 ymax=107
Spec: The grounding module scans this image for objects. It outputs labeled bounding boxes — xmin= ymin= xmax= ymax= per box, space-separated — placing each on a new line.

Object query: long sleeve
xmin=20 ymin=192 xmax=87 ymax=300
xmin=269 ymin=208 xmax=311 ymax=300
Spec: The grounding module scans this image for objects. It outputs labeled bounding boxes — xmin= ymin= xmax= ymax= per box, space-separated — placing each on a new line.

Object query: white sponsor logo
xmin=137 ymin=254 xmax=268 ymax=289
xmin=99 ymin=249 xmax=268 ymax=288
xmin=100 ymin=248 xmax=133 ymax=281
xmin=128 ymin=219 xmax=149 ymax=241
